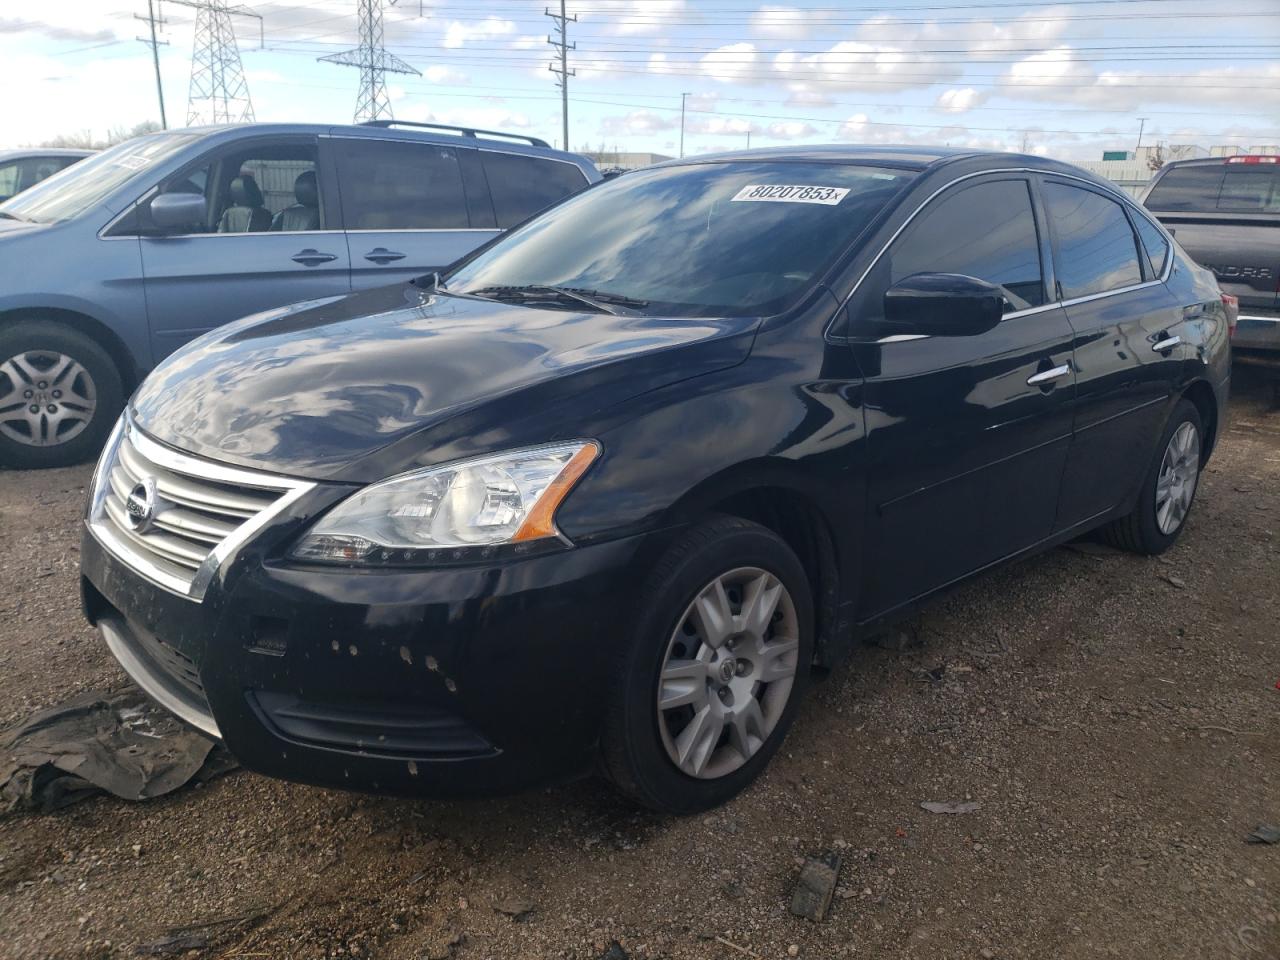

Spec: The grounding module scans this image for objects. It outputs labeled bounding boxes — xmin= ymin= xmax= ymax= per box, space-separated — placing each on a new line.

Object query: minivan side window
xmin=480 ymin=151 xmax=589 ymax=228
xmin=1043 ymin=182 xmax=1144 ymax=300
xmin=1144 ymin=165 xmax=1225 ymax=212
xmin=1131 ymin=211 xmax=1170 ymax=278
xmin=879 ymin=178 xmax=1046 ymax=314
xmin=334 ymin=139 xmax=469 ymax=230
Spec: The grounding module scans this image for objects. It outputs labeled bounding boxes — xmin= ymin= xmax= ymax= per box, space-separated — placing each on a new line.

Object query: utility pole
xmin=1136 ymin=116 xmax=1148 ymax=155
xmin=320 ymin=0 xmax=420 ymax=123
xmin=679 ymin=92 xmax=690 ymax=158
xmin=135 ymin=0 xmax=168 ymax=129
xmin=546 ymin=1 xmax=576 ymax=153
xmin=167 ymin=0 xmax=262 ymax=125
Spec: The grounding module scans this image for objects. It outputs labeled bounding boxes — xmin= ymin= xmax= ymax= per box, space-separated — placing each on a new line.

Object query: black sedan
xmin=80 ymin=146 xmax=1232 ymax=813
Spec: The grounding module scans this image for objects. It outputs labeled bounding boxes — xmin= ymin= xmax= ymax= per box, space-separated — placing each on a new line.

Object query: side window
xmin=480 ymin=152 xmax=589 ymax=228
xmin=334 ymin=139 xmax=469 ymax=230
xmin=1131 ymin=211 xmax=1170 ymax=279
xmin=1144 ymin=165 xmax=1224 ymax=212
xmin=884 ymin=178 xmax=1046 ymax=313
xmin=1217 ymin=164 xmax=1280 ymax=213
xmin=0 ymin=160 xmax=20 ymax=199
xmin=1043 ymin=182 xmax=1144 ymax=300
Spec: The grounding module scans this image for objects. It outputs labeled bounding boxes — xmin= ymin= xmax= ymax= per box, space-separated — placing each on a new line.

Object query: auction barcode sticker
xmin=730 ymin=184 xmax=850 ymax=205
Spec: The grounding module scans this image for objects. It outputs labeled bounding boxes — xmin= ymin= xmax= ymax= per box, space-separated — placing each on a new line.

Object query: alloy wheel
xmin=0 ymin=350 xmax=97 ymax=447
xmin=1155 ymin=421 xmax=1200 ymax=535
xmin=657 ymin=566 xmax=800 ymax=780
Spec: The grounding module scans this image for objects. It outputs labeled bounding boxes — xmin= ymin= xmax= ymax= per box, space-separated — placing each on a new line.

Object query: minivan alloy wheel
xmin=1155 ymin=421 xmax=1199 ymax=535
xmin=657 ymin=566 xmax=800 ymax=779
xmin=0 ymin=349 xmax=98 ymax=447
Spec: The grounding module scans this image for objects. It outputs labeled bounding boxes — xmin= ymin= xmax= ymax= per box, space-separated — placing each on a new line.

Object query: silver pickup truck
xmin=1142 ymin=156 xmax=1278 ymax=369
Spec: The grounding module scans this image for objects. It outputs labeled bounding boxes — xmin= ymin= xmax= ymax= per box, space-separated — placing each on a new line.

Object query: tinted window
xmin=448 ymin=161 xmax=912 ymax=317
xmin=335 ymin=139 xmax=468 ymax=229
xmin=1044 ymin=182 xmax=1143 ymax=299
xmin=481 ymin=152 xmax=588 ymax=227
xmin=0 ymin=160 xmax=20 ymax=199
xmin=1218 ymin=165 xmax=1280 ymax=212
xmin=1132 ymin=211 xmax=1170 ymax=278
xmin=1144 ymin=164 xmax=1225 ymax=212
xmin=887 ymin=178 xmax=1045 ymax=312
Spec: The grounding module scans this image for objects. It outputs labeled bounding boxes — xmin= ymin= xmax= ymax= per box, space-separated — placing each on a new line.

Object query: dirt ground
xmin=0 ymin=368 xmax=1276 ymax=960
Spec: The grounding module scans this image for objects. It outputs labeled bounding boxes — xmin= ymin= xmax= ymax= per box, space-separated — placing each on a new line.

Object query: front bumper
xmin=81 ymin=521 xmax=654 ymax=797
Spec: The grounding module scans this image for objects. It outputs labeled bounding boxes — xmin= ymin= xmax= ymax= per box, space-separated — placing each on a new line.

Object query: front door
xmin=848 ymin=175 xmax=1077 ymax=619
xmin=136 ymin=135 xmax=351 ymax=360
xmin=1038 ymin=178 xmax=1187 ymax=529
xmin=329 ymin=136 xmax=500 ymax=290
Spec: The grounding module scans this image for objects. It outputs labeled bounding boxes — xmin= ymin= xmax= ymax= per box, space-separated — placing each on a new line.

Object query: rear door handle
xmin=1152 ymin=335 xmax=1182 ymax=352
xmin=1027 ymin=363 xmax=1071 ymax=387
xmin=364 ymin=247 xmax=406 ymax=264
xmin=291 ymin=248 xmax=337 ymax=266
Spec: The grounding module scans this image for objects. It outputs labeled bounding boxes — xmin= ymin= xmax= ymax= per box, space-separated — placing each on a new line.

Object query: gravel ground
xmin=0 ymin=368 xmax=1276 ymax=960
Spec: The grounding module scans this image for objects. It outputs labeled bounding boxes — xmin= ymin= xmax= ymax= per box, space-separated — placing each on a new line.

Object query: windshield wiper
xmin=461 ymin=284 xmax=643 ymax=316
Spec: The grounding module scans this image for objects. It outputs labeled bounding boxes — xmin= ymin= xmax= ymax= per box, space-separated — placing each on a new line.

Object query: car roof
xmin=175 ymin=121 xmax=588 ymax=164
xmin=0 ymin=147 xmax=94 ymax=160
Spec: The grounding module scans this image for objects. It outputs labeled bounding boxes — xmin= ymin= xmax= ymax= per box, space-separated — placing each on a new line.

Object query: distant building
xmin=583 ymin=151 xmax=673 ymax=171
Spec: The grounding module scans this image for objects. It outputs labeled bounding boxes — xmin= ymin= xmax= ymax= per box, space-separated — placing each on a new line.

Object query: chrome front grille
xmin=88 ymin=417 xmax=314 ymax=601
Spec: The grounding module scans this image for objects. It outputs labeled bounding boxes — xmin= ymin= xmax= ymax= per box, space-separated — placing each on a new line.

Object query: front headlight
xmin=291 ymin=441 xmax=600 ymax=565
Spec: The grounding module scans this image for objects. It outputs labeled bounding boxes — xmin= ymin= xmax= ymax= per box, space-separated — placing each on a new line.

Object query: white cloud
xmin=936 ymin=88 xmax=988 ymax=114
xmin=701 ymin=43 xmax=760 ymax=84
xmin=442 ymin=16 xmax=515 ymax=50
xmin=600 ymin=110 xmax=678 ymax=135
xmin=766 ymin=120 xmax=820 ymax=140
xmin=687 ymin=116 xmax=754 ymax=136
xmin=749 ymin=6 xmax=814 ymax=41
xmin=569 ymin=0 xmax=687 ymax=37
xmin=774 ymin=41 xmax=962 ymax=93
xmin=423 ymin=65 xmax=469 ymax=85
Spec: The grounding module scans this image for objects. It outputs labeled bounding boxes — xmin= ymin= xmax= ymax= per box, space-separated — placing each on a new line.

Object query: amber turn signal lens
xmin=512 ymin=441 xmax=600 ymax=542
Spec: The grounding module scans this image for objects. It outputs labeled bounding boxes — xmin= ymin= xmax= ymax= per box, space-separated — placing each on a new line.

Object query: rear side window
xmin=1144 ymin=165 xmax=1225 ymax=212
xmin=1044 ymin=182 xmax=1143 ymax=300
xmin=334 ymin=139 xmax=469 ymax=230
xmin=1131 ymin=212 xmax=1170 ymax=278
xmin=1218 ymin=164 xmax=1280 ymax=212
xmin=886 ymin=178 xmax=1046 ymax=312
xmin=480 ymin=152 xmax=588 ymax=228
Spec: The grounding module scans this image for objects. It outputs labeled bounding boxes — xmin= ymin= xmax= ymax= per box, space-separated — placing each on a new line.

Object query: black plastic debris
xmin=789 ymin=851 xmax=842 ymax=921
xmin=1 ymin=689 xmax=237 ymax=814
xmin=1245 ymin=824 xmax=1279 ymax=845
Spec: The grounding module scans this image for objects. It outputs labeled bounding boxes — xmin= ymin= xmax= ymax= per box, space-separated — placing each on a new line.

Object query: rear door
xmin=330 ymin=136 xmax=499 ymax=289
xmin=1044 ymin=178 xmax=1187 ymax=529
xmin=1144 ymin=160 xmax=1279 ymax=312
xmin=135 ymin=135 xmax=351 ymax=360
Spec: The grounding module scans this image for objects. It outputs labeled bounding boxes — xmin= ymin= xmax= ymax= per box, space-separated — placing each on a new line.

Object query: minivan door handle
xmin=1027 ymin=363 xmax=1071 ymax=387
xmin=292 ymin=249 xmax=338 ymax=266
xmin=1152 ymin=335 xmax=1182 ymax=353
xmin=364 ymin=247 xmax=406 ymax=264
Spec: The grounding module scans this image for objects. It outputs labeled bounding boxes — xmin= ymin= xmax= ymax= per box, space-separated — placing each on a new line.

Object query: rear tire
xmin=1099 ymin=398 xmax=1203 ymax=555
xmin=601 ymin=516 xmax=814 ymax=814
xmin=0 ymin=321 xmax=124 ymax=470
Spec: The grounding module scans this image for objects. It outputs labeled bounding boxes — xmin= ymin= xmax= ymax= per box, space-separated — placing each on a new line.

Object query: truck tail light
xmin=1225 ymin=155 xmax=1280 ymax=164
xmin=1221 ymin=293 xmax=1239 ymax=336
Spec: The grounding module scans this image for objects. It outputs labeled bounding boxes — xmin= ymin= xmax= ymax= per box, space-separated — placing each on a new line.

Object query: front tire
xmin=0 ymin=321 xmax=124 ymax=469
xmin=601 ymin=517 xmax=814 ymax=813
xmin=1099 ymin=398 xmax=1204 ymax=555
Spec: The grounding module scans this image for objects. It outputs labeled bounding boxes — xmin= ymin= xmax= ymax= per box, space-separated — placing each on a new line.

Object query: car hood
xmin=130 ymin=282 xmax=759 ymax=481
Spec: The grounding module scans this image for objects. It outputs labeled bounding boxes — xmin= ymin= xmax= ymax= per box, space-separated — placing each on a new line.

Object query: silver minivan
xmin=0 ymin=121 xmax=599 ymax=468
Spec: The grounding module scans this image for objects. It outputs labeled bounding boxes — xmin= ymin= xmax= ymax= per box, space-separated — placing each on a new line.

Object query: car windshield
xmin=0 ymin=133 xmax=198 ymax=224
xmin=446 ymin=160 xmax=914 ymax=317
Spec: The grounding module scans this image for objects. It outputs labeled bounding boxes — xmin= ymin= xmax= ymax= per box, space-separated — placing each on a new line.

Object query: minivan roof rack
xmin=359 ymin=120 xmax=551 ymax=148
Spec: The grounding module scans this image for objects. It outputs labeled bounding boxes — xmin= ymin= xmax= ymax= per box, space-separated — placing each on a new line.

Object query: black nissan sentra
xmin=81 ymin=147 xmax=1232 ymax=813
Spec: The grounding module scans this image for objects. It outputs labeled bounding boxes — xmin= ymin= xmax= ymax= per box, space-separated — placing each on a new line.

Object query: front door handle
xmin=1027 ymin=363 xmax=1071 ymax=387
xmin=291 ymin=248 xmax=337 ymax=266
xmin=1152 ymin=335 xmax=1182 ymax=353
xmin=364 ymin=247 xmax=406 ymax=264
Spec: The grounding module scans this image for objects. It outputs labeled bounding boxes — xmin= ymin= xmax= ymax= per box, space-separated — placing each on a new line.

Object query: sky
xmin=2 ymin=0 xmax=1279 ymax=160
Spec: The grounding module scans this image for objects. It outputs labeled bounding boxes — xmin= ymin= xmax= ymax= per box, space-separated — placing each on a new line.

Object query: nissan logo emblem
xmin=125 ymin=477 xmax=159 ymax=534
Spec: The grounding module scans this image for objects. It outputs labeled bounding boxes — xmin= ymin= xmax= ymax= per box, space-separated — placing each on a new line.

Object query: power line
xmin=547 ymin=1 xmax=576 ymax=150
xmin=134 ymin=0 xmax=168 ymax=129
xmin=318 ymin=0 xmax=420 ymax=122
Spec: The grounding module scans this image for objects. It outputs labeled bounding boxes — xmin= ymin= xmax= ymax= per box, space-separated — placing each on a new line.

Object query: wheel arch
xmin=0 ymin=306 xmax=141 ymax=395
xmin=657 ymin=459 xmax=849 ymax=667
xmin=1181 ymin=378 xmax=1218 ymax=460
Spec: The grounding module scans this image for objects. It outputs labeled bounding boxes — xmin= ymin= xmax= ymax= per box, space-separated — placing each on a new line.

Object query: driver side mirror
xmin=149 ymin=192 xmax=206 ymax=232
xmin=881 ymin=272 xmax=1004 ymax=337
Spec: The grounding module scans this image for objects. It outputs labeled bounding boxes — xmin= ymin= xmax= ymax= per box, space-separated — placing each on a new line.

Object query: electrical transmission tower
xmin=320 ymin=0 xmax=420 ymax=123
xmin=546 ymin=1 xmax=576 ymax=151
xmin=168 ymin=0 xmax=262 ymax=126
